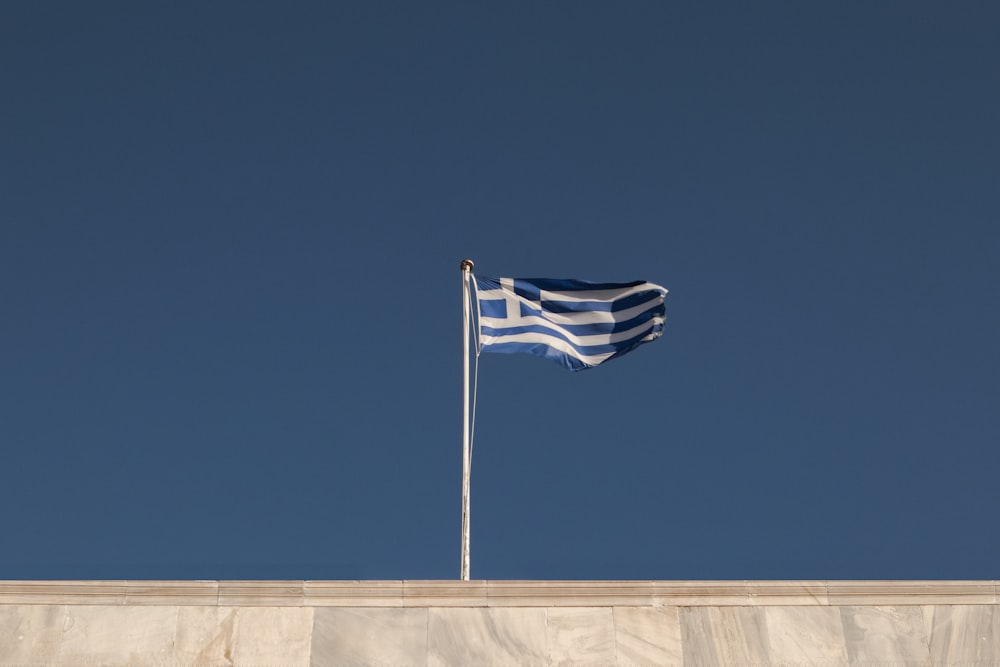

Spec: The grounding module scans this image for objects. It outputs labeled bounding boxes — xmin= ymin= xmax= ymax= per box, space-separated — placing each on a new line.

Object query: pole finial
xmin=459 ymin=259 xmax=475 ymax=272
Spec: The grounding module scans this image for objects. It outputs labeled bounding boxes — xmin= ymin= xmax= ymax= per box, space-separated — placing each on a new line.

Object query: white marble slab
xmin=546 ymin=607 xmax=615 ymax=666
xmin=311 ymin=607 xmax=427 ymax=665
xmin=0 ymin=605 xmax=64 ymax=664
xmin=230 ymin=606 xmax=313 ymax=664
xmin=680 ymin=606 xmax=772 ymax=666
xmin=927 ymin=604 xmax=1000 ymax=665
xmin=174 ymin=606 xmax=239 ymax=664
xmin=840 ymin=605 xmax=930 ymax=666
xmin=765 ymin=605 xmax=849 ymax=665
xmin=57 ymin=605 xmax=179 ymax=665
xmin=428 ymin=607 xmax=547 ymax=666
xmin=614 ymin=606 xmax=683 ymax=666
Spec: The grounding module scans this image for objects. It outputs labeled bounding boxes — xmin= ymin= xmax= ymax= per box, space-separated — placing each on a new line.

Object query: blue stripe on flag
xmin=474 ymin=340 xmax=593 ymax=371
xmin=515 ymin=278 xmax=646 ymax=292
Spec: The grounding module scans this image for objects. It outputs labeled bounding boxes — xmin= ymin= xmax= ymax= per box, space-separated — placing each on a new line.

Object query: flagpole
xmin=459 ymin=258 xmax=474 ymax=581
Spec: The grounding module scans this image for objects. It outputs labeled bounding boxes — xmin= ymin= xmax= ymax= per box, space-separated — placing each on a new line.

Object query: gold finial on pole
xmin=459 ymin=259 xmax=475 ymax=272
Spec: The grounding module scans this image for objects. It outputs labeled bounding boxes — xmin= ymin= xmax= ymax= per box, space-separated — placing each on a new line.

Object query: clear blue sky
xmin=2 ymin=2 xmax=997 ymax=581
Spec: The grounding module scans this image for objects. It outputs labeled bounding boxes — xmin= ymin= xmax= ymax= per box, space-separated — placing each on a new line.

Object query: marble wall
xmin=1 ymin=582 xmax=998 ymax=665
xmin=1 ymin=600 xmax=999 ymax=665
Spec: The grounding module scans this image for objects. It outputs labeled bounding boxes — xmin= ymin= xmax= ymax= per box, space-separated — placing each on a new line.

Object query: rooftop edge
xmin=0 ymin=580 xmax=996 ymax=607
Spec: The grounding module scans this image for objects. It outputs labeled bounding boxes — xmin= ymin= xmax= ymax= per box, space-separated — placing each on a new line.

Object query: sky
xmin=2 ymin=2 xmax=998 ymax=582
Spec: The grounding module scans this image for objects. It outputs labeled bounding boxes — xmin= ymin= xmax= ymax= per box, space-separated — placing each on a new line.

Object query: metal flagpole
xmin=459 ymin=258 xmax=474 ymax=580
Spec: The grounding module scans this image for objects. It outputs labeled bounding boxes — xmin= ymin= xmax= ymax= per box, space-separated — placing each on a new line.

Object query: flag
xmin=473 ymin=275 xmax=668 ymax=371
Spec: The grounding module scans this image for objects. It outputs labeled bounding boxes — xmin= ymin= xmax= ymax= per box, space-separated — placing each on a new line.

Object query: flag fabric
xmin=473 ymin=275 xmax=668 ymax=371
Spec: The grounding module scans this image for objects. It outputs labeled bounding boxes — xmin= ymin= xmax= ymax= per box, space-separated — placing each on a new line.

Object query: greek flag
xmin=474 ymin=276 xmax=668 ymax=371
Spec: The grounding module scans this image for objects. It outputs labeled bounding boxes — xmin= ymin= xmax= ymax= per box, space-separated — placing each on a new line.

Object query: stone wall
xmin=1 ymin=580 xmax=997 ymax=665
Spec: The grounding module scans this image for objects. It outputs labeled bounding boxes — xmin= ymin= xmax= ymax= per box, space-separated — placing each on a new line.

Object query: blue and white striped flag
xmin=473 ymin=276 xmax=668 ymax=371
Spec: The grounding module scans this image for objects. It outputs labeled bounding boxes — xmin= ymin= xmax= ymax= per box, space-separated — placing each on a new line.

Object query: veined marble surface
xmin=312 ymin=607 xmax=427 ymax=665
xmin=0 ymin=581 xmax=999 ymax=665
xmin=428 ymin=607 xmax=548 ymax=665
xmin=681 ymin=606 xmax=772 ymax=666
xmin=546 ymin=607 xmax=616 ymax=665
xmin=613 ymin=605 xmax=684 ymax=665
xmin=0 ymin=604 xmax=63 ymax=664
xmin=765 ymin=606 xmax=849 ymax=665
xmin=841 ymin=605 xmax=930 ymax=665
xmin=927 ymin=604 xmax=1000 ymax=665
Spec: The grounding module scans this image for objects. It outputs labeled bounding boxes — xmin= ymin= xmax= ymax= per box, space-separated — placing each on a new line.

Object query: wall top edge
xmin=0 ymin=580 xmax=996 ymax=607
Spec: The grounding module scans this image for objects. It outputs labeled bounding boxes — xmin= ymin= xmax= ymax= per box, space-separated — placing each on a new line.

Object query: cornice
xmin=0 ymin=580 xmax=995 ymax=607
